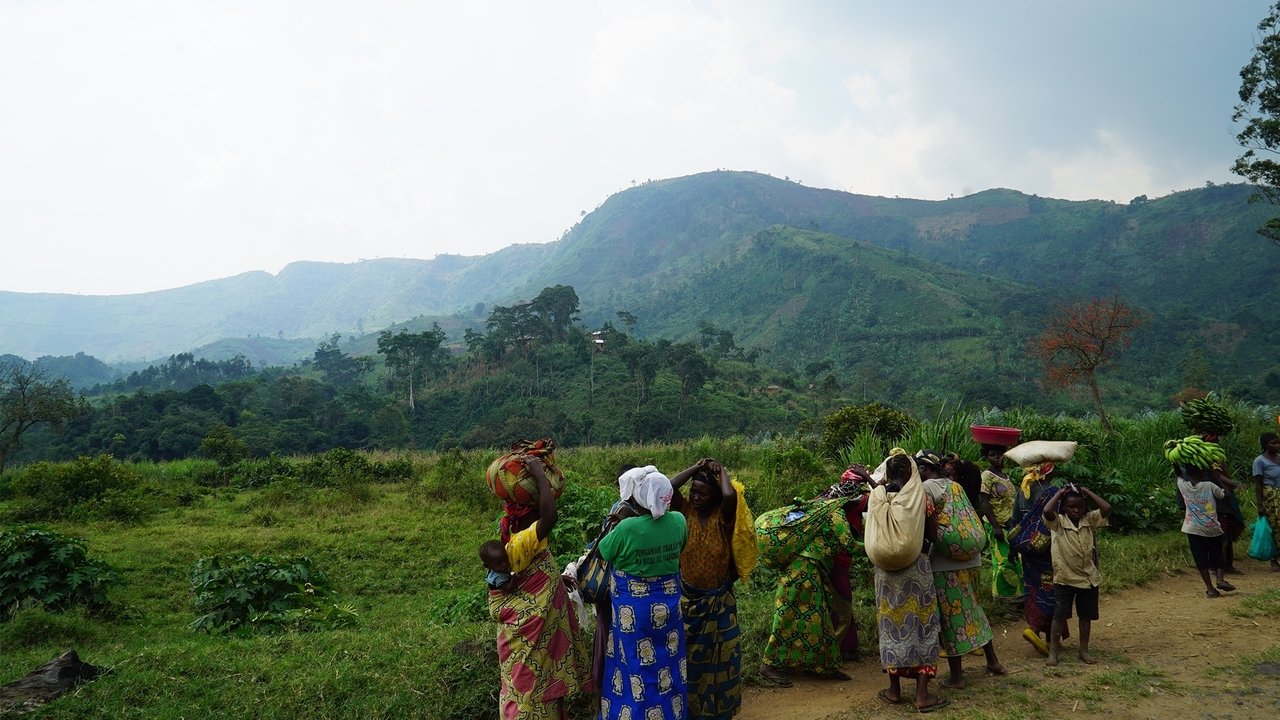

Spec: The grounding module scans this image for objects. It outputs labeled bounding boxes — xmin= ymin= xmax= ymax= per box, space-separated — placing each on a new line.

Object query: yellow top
xmin=505 ymin=524 xmax=548 ymax=574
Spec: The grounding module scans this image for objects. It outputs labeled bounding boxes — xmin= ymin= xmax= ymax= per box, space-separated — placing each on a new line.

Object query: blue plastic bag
xmin=1248 ymin=517 xmax=1276 ymax=561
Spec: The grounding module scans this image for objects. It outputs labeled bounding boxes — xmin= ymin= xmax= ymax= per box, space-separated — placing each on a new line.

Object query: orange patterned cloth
xmin=681 ymin=511 xmax=733 ymax=589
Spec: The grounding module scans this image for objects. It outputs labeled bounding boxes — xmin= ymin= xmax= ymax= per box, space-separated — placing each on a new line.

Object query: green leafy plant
xmin=190 ymin=554 xmax=358 ymax=633
xmin=0 ymin=527 xmax=116 ymax=618
xmin=6 ymin=454 xmax=143 ymax=520
xmin=819 ymin=402 xmax=915 ymax=459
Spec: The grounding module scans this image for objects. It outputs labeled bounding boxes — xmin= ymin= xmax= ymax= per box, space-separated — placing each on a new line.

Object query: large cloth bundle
xmin=1004 ymin=440 xmax=1077 ymax=467
xmin=754 ymin=498 xmax=844 ymax=570
xmin=934 ymin=480 xmax=987 ymax=561
xmin=484 ymin=438 xmax=566 ymax=505
xmin=864 ymin=467 xmax=925 ymax=572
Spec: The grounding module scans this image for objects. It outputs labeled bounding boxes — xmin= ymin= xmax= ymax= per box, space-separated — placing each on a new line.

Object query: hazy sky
xmin=1 ymin=1 xmax=1272 ymax=295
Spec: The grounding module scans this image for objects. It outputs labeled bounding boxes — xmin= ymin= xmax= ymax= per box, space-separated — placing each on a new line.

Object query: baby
xmin=479 ymin=539 xmax=517 ymax=592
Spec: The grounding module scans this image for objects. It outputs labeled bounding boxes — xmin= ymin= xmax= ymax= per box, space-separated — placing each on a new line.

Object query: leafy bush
xmin=229 ymin=453 xmax=294 ymax=488
xmin=819 ymin=403 xmax=915 ymax=458
xmin=548 ymin=481 xmax=616 ymax=560
xmin=6 ymin=455 xmax=144 ymax=521
xmin=198 ymin=425 xmax=249 ymax=466
xmin=190 ymin=554 xmax=358 ymax=634
xmin=0 ymin=527 xmax=116 ymax=617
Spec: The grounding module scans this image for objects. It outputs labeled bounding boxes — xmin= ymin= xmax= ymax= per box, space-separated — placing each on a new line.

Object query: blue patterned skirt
xmin=682 ymin=579 xmax=739 ymax=720
xmin=599 ymin=569 xmax=687 ymax=720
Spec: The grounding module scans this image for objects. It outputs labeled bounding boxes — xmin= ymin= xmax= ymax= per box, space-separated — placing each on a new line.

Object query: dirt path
xmin=737 ymin=556 xmax=1280 ymax=720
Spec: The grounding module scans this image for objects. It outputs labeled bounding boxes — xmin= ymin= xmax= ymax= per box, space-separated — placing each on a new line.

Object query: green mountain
xmin=3 ymin=171 xmax=1277 ymax=406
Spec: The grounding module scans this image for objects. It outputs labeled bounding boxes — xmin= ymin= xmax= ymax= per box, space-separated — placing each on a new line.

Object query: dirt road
xmin=737 ymin=557 xmax=1280 ymax=720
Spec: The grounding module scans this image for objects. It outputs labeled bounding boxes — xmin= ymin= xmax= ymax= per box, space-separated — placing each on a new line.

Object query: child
xmin=1176 ymin=464 xmax=1235 ymax=597
xmin=1042 ymin=484 xmax=1111 ymax=666
xmin=479 ymin=456 xmax=555 ymax=592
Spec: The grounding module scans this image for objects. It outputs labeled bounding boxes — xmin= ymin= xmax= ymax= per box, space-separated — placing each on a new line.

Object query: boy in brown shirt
xmin=1042 ymin=484 xmax=1111 ymax=666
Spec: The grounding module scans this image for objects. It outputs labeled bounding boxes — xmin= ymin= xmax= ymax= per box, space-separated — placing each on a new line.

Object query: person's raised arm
xmin=669 ymin=459 xmax=709 ymax=490
xmin=709 ymin=460 xmax=737 ymax=522
xmin=526 ymin=456 xmax=558 ymax=541
xmin=1079 ymin=485 xmax=1111 ymax=519
xmin=1042 ymin=487 xmax=1067 ymax=523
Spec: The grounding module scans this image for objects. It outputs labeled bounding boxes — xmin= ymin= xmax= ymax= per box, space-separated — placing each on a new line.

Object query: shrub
xmin=229 ymin=454 xmax=294 ymax=488
xmin=0 ymin=527 xmax=116 ymax=618
xmin=197 ymin=425 xmax=249 ymax=466
xmin=819 ymin=403 xmax=915 ymax=459
xmin=190 ymin=554 xmax=358 ymax=634
xmin=8 ymin=455 xmax=142 ymax=520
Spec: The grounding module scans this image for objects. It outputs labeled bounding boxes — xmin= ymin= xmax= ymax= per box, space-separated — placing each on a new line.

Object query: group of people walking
xmin=479 ymin=430 xmax=1280 ymax=719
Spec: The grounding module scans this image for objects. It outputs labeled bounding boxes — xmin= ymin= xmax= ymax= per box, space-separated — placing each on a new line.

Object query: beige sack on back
xmin=864 ymin=465 xmax=925 ymax=572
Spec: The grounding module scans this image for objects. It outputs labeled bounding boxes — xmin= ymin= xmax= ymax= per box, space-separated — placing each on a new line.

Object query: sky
xmin=1 ymin=0 xmax=1273 ymax=296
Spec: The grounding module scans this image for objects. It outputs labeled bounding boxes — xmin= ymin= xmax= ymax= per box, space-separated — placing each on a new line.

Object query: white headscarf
xmin=618 ymin=465 xmax=673 ymax=518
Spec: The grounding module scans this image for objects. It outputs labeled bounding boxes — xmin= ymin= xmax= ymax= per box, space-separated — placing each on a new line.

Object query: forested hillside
xmin=4 ymin=171 xmax=1278 ymax=410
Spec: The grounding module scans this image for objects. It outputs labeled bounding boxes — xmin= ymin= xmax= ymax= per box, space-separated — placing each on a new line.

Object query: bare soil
xmin=737 ymin=556 xmax=1280 ymax=720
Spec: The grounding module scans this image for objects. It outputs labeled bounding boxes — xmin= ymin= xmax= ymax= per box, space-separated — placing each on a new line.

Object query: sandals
xmin=1216 ymin=581 xmax=1236 ymax=591
xmin=1206 ymin=588 xmax=1221 ymax=598
xmin=759 ymin=664 xmax=794 ymax=687
xmin=917 ymin=698 xmax=950 ymax=714
xmin=878 ymin=688 xmax=902 ymax=705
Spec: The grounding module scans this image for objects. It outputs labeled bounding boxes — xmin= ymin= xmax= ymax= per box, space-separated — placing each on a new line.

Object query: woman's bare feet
xmin=986 ymin=662 xmax=1008 ymax=675
xmin=1078 ymin=651 xmax=1096 ymax=664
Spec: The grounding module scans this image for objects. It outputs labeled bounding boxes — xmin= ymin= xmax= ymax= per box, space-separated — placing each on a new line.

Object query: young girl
xmin=1176 ymin=464 xmax=1234 ymax=597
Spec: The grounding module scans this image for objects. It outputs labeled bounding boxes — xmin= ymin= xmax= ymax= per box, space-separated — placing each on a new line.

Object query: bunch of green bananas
xmin=1179 ymin=396 xmax=1234 ymax=435
xmin=1162 ymin=435 xmax=1226 ymax=470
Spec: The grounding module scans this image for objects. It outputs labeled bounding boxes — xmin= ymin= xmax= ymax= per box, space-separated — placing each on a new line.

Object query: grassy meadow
xmin=1 ymin=405 xmax=1276 ymax=719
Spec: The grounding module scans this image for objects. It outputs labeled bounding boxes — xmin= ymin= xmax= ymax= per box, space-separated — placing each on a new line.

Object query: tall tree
xmin=376 ymin=326 xmax=447 ymax=412
xmin=1233 ymin=1 xmax=1280 ymax=245
xmin=1033 ymin=297 xmax=1144 ymax=433
xmin=529 ymin=285 xmax=580 ymax=342
xmin=0 ymin=361 xmax=84 ymax=471
xmin=666 ymin=341 xmax=714 ymax=423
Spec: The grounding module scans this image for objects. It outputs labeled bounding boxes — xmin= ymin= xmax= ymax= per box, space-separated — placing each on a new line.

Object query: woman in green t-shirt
xmin=596 ymin=466 xmax=689 ymax=720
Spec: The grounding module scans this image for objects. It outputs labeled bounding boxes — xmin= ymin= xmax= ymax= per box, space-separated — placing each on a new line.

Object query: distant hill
xmin=0 ymin=245 xmax=552 ymax=362
xmin=3 ymin=171 xmax=1277 ymax=404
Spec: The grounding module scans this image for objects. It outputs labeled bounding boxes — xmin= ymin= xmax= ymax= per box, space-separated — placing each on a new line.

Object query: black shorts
xmin=1053 ymin=584 xmax=1099 ymax=621
xmin=1187 ymin=533 xmax=1226 ymax=570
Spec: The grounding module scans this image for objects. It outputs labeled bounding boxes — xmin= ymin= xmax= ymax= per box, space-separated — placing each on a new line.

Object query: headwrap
xmin=618 ymin=465 xmax=674 ymax=518
xmin=1019 ymin=463 xmax=1055 ymax=499
xmin=498 ymin=500 xmax=535 ymax=543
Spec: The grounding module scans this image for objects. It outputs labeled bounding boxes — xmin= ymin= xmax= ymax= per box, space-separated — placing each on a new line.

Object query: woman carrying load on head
xmin=870 ymin=452 xmax=945 ymax=712
xmin=596 ymin=466 xmax=689 ymax=720
xmin=668 ymin=458 xmax=757 ymax=720
xmin=757 ymin=488 xmax=860 ymax=686
xmin=1253 ymin=432 xmax=1280 ymax=572
xmin=489 ymin=456 xmax=594 ymax=720
xmin=1010 ymin=462 xmax=1064 ymax=654
xmin=916 ymin=450 xmax=1006 ymax=690
xmin=977 ymin=443 xmax=1024 ymax=601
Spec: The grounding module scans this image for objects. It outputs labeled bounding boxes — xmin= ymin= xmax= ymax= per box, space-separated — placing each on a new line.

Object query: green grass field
xmin=0 ymin=439 xmax=1209 ymax=720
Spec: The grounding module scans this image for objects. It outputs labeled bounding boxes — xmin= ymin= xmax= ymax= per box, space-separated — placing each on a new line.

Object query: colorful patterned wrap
xmin=599 ymin=569 xmax=688 ymax=720
xmin=875 ymin=553 xmax=940 ymax=677
xmin=754 ymin=498 xmax=846 ymax=571
xmin=485 ymin=438 xmax=566 ymax=505
xmin=681 ymin=578 xmax=740 ymax=720
xmin=934 ymin=480 xmax=987 ymax=561
xmin=488 ymin=549 xmax=592 ymax=720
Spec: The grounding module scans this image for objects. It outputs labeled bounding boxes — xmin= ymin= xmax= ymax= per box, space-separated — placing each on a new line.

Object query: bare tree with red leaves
xmin=1034 ymin=297 xmax=1145 ymax=433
